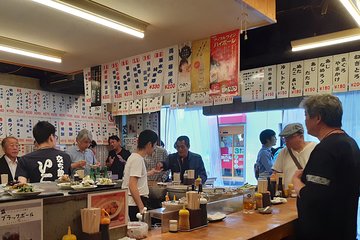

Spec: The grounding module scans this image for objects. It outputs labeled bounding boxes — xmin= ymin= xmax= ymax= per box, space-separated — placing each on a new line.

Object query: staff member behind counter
xmin=156 ymin=136 xmax=207 ymax=184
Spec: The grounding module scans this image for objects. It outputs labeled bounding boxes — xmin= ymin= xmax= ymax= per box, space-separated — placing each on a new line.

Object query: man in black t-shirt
xmin=293 ymin=94 xmax=360 ymax=240
xmin=106 ymin=135 xmax=131 ymax=179
xmin=16 ymin=121 xmax=72 ymax=183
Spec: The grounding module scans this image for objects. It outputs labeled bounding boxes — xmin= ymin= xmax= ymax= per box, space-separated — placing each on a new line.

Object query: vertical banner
xmin=65 ymin=95 xmax=74 ymax=118
xmin=0 ymin=117 xmax=6 ymax=140
xmin=303 ymin=59 xmax=318 ymax=96
xmin=0 ymin=199 xmax=43 ymax=240
xmin=263 ymin=65 xmax=277 ymax=100
xmin=5 ymin=86 xmax=16 ymax=114
xmin=349 ymin=51 xmax=360 ymax=91
xmin=24 ymin=117 xmax=34 ymax=144
xmin=191 ymin=38 xmax=210 ymax=93
xmin=91 ymin=65 xmax=102 ymax=107
xmin=332 ymin=53 xmax=348 ymax=93
xmin=50 ymin=93 xmax=58 ymax=117
xmin=317 ymin=56 xmax=333 ymax=93
xmin=139 ymin=52 xmax=152 ymax=98
xmin=101 ymin=63 xmax=112 ymax=104
xmin=58 ymin=94 xmax=66 ymax=118
xmin=83 ymin=67 xmax=92 ymax=106
xmin=0 ymin=86 xmax=5 ymax=113
xmin=5 ymin=117 xmax=15 ymax=138
xmin=129 ymin=99 xmax=143 ymax=115
xmin=33 ymin=90 xmax=42 ymax=117
xmin=170 ymin=92 xmax=178 ymax=109
xmin=130 ymin=55 xmax=142 ymax=99
xmin=41 ymin=92 xmax=51 ymax=117
xmin=241 ymin=68 xmax=264 ymax=102
xmin=24 ymin=89 xmax=34 ymax=115
xmin=109 ymin=61 xmax=123 ymax=103
xmin=147 ymin=49 xmax=165 ymax=95
xmin=289 ymin=61 xmax=304 ymax=97
xmin=209 ymin=29 xmax=240 ymax=97
xmin=276 ymin=63 xmax=290 ymax=98
xmin=178 ymin=42 xmax=192 ymax=92
xmin=163 ymin=45 xmax=179 ymax=94
xmin=120 ymin=59 xmax=134 ymax=101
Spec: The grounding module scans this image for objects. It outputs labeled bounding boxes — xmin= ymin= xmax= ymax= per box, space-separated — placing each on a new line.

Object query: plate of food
xmin=96 ymin=178 xmax=116 ymax=187
xmin=71 ymin=184 xmax=97 ymax=191
xmin=9 ymin=184 xmax=44 ymax=197
xmin=57 ymin=174 xmax=71 ymax=183
xmin=57 ymin=182 xmax=73 ymax=190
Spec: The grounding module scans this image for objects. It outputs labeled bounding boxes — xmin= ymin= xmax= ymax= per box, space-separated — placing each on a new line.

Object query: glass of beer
xmin=243 ymin=187 xmax=256 ymax=214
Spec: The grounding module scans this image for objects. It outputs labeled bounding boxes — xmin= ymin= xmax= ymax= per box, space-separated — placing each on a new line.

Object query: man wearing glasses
xmin=16 ymin=121 xmax=72 ymax=183
xmin=272 ymin=123 xmax=316 ymax=188
xmin=156 ymin=136 xmax=207 ymax=184
xmin=0 ymin=136 xmax=20 ymax=184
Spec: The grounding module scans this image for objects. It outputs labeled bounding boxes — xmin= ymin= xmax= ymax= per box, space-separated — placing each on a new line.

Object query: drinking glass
xmin=243 ymin=187 xmax=256 ymax=214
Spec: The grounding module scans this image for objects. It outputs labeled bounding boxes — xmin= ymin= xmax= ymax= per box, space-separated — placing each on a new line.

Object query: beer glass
xmin=243 ymin=187 xmax=256 ymax=214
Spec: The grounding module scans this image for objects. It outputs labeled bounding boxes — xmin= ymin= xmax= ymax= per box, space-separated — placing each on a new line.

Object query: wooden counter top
xmin=147 ymin=198 xmax=298 ymax=240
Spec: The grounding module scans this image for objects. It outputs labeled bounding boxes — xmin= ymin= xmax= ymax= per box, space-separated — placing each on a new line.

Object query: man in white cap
xmin=272 ymin=123 xmax=317 ymax=188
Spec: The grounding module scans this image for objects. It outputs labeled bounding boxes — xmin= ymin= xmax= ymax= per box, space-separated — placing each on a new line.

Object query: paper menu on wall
xmin=0 ymin=117 xmax=6 ymax=140
xmin=41 ymin=92 xmax=51 ymax=116
xmin=130 ymin=55 xmax=143 ymax=99
xmin=15 ymin=88 xmax=24 ymax=115
xmin=33 ymin=90 xmax=42 ymax=116
xmin=143 ymin=96 xmax=162 ymax=113
xmin=144 ymin=112 xmax=159 ymax=134
xmin=209 ymin=29 xmax=240 ymax=97
xmin=101 ymin=63 xmax=112 ymax=104
xmin=177 ymin=91 xmax=187 ymax=108
xmin=24 ymin=117 xmax=34 ymax=144
xmin=101 ymin=122 xmax=108 ymax=145
xmin=65 ymin=95 xmax=74 ymax=118
xmin=24 ymin=89 xmax=34 ymax=115
xmin=303 ymin=59 xmax=318 ymax=96
xmin=139 ymin=52 xmax=152 ymax=98
xmin=0 ymin=86 xmax=5 ymax=113
xmin=66 ymin=121 xmax=75 ymax=144
xmin=129 ymin=99 xmax=143 ymax=115
xmin=147 ymin=49 xmax=165 ymax=95
xmin=276 ymin=63 xmax=290 ymax=98
xmin=191 ymin=39 xmax=210 ymax=93
xmin=109 ymin=61 xmax=123 ymax=103
xmin=58 ymin=95 xmax=67 ymax=117
xmin=94 ymin=122 xmax=102 ymax=143
xmin=177 ymin=42 xmax=192 ymax=92
xmin=263 ymin=65 xmax=277 ymax=100
xmin=59 ymin=120 xmax=67 ymax=144
xmin=213 ymin=96 xmax=233 ymax=105
xmin=289 ymin=61 xmax=304 ymax=97
xmin=241 ymin=68 xmax=264 ymax=102
xmin=170 ymin=92 xmax=178 ymax=109
xmin=117 ymin=101 xmax=129 ymax=116
xmin=163 ymin=45 xmax=179 ymax=94
xmin=317 ymin=56 xmax=333 ymax=93
xmin=50 ymin=93 xmax=58 ymax=117
xmin=332 ymin=53 xmax=348 ymax=93
xmin=5 ymin=86 xmax=16 ymax=114
xmin=72 ymin=96 xmax=81 ymax=118
xmin=5 ymin=117 xmax=16 ymax=138
xmin=80 ymin=96 xmax=87 ymax=119
xmin=348 ymin=50 xmax=360 ymax=91
xmin=83 ymin=67 xmax=92 ymax=106
xmin=120 ymin=58 xmax=134 ymax=101
xmin=74 ymin=121 xmax=81 ymax=137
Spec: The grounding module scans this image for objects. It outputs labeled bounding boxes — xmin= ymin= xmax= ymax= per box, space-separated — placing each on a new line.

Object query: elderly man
xmin=292 ymin=94 xmax=360 ymax=240
xmin=16 ymin=121 xmax=72 ymax=183
xmin=106 ymin=135 xmax=131 ymax=180
xmin=0 ymin=137 xmax=20 ymax=184
xmin=67 ymin=129 xmax=97 ymax=176
xmin=272 ymin=123 xmax=316 ymax=188
xmin=156 ymin=136 xmax=207 ymax=184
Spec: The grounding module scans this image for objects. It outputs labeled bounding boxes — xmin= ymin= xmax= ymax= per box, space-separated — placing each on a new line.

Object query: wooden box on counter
xmin=184 ymin=204 xmax=208 ymax=231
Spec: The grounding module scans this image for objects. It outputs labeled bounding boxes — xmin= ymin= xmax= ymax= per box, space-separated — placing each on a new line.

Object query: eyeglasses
xmin=52 ymin=134 xmax=58 ymax=140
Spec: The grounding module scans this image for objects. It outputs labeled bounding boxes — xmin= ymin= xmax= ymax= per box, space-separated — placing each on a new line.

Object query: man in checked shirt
xmin=144 ymin=141 xmax=169 ymax=183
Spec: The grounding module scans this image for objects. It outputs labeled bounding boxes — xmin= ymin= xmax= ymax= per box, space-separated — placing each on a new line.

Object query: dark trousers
xmin=128 ymin=196 xmax=148 ymax=221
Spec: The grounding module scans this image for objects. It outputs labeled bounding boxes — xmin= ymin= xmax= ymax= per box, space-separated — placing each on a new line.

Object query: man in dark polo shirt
xmin=106 ymin=135 xmax=131 ymax=179
xmin=16 ymin=121 xmax=72 ymax=183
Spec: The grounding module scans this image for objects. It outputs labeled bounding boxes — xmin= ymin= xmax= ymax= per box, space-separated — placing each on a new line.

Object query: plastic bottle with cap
xmin=178 ymin=205 xmax=190 ymax=231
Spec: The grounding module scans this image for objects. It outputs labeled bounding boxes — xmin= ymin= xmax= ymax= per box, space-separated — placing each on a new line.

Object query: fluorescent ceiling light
xmin=32 ymin=0 xmax=148 ymax=38
xmin=340 ymin=0 xmax=360 ymax=26
xmin=0 ymin=36 xmax=64 ymax=63
xmin=291 ymin=28 xmax=360 ymax=51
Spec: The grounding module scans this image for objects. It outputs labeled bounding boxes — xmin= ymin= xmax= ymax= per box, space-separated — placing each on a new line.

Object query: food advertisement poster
xmin=0 ymin=199 xmax=43 ymax=240
xmin=210 ymin=29 xmax=240 ymax=97
xmin=88 ymin=189 xmax=127 ymax=229
xmin=191 ymin=38 xmax=210 ymax=93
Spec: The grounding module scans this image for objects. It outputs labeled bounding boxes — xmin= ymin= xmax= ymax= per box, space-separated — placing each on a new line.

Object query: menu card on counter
xmin=0 ymin=199 xmax=43 ymax=240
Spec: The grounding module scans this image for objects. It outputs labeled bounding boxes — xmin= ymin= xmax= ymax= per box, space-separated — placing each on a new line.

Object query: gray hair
xmin=300 ymin=94 xmax=342 ymax=128
xmin=76 ymin=129 xmax=93 ymax=142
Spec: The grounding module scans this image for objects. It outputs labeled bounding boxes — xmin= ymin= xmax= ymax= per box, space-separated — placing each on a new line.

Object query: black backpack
xmin=254 ymin=163 xmax=260 ymax=179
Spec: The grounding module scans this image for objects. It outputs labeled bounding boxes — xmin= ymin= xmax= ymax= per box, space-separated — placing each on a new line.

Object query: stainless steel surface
xmin=149 ymin=208 xmax=179 ymax=233
xmin=206 ymin=195 xmax=243 ymax=215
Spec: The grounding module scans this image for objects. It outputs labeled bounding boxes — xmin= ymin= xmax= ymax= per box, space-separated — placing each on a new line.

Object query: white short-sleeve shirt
xmin=273 ymin=142 xmax=317 ymax=188
xmin=121 ymin=153 xmax=149 ymax=206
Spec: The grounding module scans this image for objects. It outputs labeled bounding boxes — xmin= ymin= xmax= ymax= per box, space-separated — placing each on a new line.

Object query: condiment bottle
xmin=100 ymin=209 xmax=110 ymax=240
xmin=178 ymin=205 xmax=190 ymax=231
xmin=169 ymin=220 xmax=178 ymax=233
xmin=255 ymin=192 xmax=263 ymax=209
xmin=288 ymin=183 xmax=297 ymax=198
xmin=195 ymin=176 xmax=202 ymax=188
xmin=276 ymin=177 xmax=285 ymax=197
xmin=62 ymin=226 xmax=76 ymax=240
xmin=165 ymin=192 xmax=170 ymax=202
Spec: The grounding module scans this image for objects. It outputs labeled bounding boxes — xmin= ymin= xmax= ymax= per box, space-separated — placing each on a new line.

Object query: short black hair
xmin=174 ymin=136 xmax=190 ymax=149
xmin=137 ymin=130 xmax=158 ymax=150
xmin=108 ymin=135 xmax=120 ymax=144
xmin=33 ymin=121 xmax=56 ymax=144
xmin=259 ymin=129 xmax=276 ymax=144
xmin=89 ymin=140 xmax=97 ymax=148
